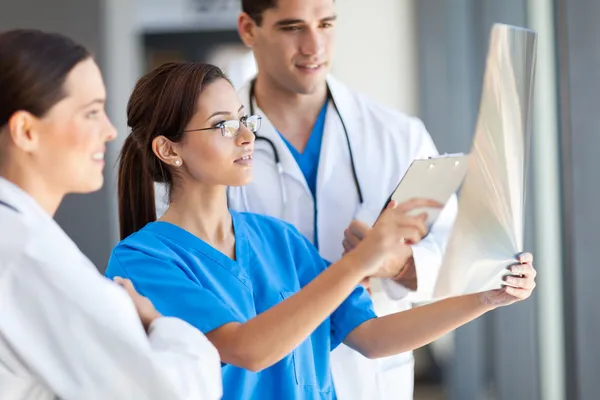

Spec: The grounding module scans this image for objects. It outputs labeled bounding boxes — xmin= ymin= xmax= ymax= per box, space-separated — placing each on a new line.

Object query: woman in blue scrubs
xmin=106 ymin=62 xmax=537 ymax=400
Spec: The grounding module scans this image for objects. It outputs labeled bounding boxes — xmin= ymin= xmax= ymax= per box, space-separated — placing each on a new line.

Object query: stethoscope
xmin=247 ymin=79 xmax=364 ymax=214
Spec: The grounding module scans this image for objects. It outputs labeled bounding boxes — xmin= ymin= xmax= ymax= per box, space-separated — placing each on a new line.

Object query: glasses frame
xmin=183 ymin=114 xmax=262 ymax=138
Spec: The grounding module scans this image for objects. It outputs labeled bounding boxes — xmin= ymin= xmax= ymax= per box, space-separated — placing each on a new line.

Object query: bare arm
xmin=206 ymin=252 xmax=366 ymax=372
xmin=207 ymin=199 xmax=438 ymax=372
xmin=345 ymin=255 xmax=537 ymax=359
xmin=345 ymin=293 xmax=489 ymax=358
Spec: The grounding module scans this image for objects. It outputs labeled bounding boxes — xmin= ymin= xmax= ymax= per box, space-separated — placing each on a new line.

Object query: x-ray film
xmin=433 ymin=24 xmax=537 ymax=298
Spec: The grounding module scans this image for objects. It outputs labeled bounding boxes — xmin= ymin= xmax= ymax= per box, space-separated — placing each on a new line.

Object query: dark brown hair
xmin=242 ymin=0 xmax=335 ymax=25
xmin=242 ymin=0 xmax=278 ymax=25
xmin=0 ymin=29 xmax=90 ymax=128
xmin=118 ymin=62 xmax=229 ymax=239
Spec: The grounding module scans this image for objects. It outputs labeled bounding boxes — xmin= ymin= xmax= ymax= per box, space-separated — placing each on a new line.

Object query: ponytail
xmin=118 ymin=134 xmax=156 ymax=239
xmin=119 ymin=62 xmax=229 ymax=239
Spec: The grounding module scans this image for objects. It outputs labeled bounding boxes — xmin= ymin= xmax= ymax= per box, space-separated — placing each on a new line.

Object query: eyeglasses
xmin=183 ymin=115 xmax=262 ymax=138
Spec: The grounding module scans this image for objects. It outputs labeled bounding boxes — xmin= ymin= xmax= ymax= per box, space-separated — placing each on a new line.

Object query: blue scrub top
xmin=105 ymin=211 xmax=376 ymax=400
xmin=278 ymin=100 xmax=328 ymax=198
xmin=278 ymin=100 xmax=328 ymax=248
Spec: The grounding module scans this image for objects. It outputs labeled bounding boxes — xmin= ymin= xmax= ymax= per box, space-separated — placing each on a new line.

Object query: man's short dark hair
xmin=242 ymin=0 xmax=278 ymax=26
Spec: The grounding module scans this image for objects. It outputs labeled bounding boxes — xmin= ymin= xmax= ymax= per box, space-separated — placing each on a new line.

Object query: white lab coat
xmin=227 ymin=76 xmax=458 ymax=400
xmin=0 ymin=177 xmax=222 ymax=400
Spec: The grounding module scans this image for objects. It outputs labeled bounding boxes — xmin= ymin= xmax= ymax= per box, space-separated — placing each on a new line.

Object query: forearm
xmin=211 ymin=253 xmax=366 ymax=371
xmin=347 ymin=293 xmax=492 ymax=358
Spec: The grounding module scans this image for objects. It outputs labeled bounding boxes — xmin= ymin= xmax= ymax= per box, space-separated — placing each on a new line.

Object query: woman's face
xmin=172 ymin=78 xmax=255 ymax=188
xmin=33 ymin=58 xmax=117 ymax=194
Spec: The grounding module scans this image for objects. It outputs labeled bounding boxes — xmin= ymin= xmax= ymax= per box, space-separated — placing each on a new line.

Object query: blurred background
xmin=1 ymin=0 xmax=598 ymax=399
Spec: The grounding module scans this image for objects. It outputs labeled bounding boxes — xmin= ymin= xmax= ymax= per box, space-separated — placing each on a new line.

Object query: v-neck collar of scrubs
xmin=277 ymin=99 xmax=328 ymax=198
xmin=145 ymin=210 xmax=251 ymax=288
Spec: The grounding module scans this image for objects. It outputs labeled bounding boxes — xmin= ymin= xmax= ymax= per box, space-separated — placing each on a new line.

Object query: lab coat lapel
xmin=0 ymin=177 xmax=94 ymax=270
xmin=316 ymin=77 xmax=369 ymax=190
xmin=316 ymin=77 xmax=369 ymax=261
xmin=325 ymin=76 xmax=368 ymax=173
xmin=0 ymin=177 xmax=49 ymax=223
xmin=327 ymin=76 xmax=378 ymax=213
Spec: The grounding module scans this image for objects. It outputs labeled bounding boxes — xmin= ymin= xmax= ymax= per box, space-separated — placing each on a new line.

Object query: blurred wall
xmin=333 ymin=0 xmax=418 ymax=115
xmin=102 ymin=0 xmax=142 ymax=267
xmin=556 ymin=0 xmax=600 ymax=398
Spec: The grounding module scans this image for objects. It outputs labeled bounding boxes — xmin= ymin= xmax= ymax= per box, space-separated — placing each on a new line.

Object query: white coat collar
xmin=237 ymin=74 xmax=362 ymax=140
xmin=320 ymin=76 xmax=368 ymax=206
xmin=237 ymin=75 xmax=367 ymax=205
xmin=0 ymin=177 xmax=49 ymax=220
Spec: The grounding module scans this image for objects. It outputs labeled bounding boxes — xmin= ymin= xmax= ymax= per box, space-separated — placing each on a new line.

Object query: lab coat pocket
xmin=280 ymin=291 xmax=329 ymax=391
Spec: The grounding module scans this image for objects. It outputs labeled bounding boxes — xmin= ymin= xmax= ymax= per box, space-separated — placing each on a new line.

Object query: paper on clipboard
xmin=433 ymin=24 xmax=537 ymax=298
xmin=381 ymin=154 xmax=469 ymax=228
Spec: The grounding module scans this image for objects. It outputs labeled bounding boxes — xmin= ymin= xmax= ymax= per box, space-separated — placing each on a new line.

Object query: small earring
xmin=175 ymin=160 xmax=181 ymax=166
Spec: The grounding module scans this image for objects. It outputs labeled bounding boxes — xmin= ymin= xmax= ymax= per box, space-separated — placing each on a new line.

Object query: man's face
xmin=246 ymin=0 xmax=336 ymax=95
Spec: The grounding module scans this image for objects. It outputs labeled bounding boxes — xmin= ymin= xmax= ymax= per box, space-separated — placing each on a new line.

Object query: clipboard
xmin=380 ymin=153 xmax=469 ymax=228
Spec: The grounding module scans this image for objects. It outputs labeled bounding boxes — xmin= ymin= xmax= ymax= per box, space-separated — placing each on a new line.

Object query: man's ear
xmin=238 ymin=12 xmax=259 ymax=48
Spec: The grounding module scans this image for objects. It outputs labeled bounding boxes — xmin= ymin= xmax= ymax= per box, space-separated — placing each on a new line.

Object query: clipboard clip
xmin=428 ymin=152 xmax=466 ymax=159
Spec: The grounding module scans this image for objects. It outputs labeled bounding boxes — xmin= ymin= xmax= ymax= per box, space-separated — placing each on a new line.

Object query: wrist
xmin=476 ymin=292 xmax=498 ymax=311
xmin=143 ymin=312 xmax=162 ymax=333
xmin=389 ymin=246 xmax=418 ymax=291
xmin=344 ymin=247 xmax=380 ymax=280
xmin=393 ymin=251 xmax=414 ymax=280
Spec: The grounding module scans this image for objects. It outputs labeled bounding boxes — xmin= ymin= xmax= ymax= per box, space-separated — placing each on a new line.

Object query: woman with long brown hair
xmin=107 ymin=61 xmax=536 ymax=400
xmin=0 ymin=29 xmax=221 ymax=400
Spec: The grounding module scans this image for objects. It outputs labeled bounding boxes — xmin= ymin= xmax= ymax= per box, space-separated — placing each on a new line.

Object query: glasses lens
xmin=222 ymin=120 xmax=240 ymax=137
xmin=245 ymin=115 xmax=261 ymax=132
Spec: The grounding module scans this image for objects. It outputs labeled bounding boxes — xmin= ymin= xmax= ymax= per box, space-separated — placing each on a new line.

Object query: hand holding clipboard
xmin=378 ymin=153 xmax=469 ymax=229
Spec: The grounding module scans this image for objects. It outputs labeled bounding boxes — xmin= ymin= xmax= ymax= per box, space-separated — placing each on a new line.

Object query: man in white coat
xmin=227 ymin=0 xmax=458 ymax=399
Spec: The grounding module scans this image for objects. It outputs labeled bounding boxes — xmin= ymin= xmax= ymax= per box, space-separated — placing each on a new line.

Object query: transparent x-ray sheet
xmin=433 ymin=24 xmax=537 ymax=298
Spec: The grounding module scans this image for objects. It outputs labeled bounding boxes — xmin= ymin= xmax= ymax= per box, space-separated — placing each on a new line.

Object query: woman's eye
xmin=86 ymin=110 xmax=100 ymax=119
